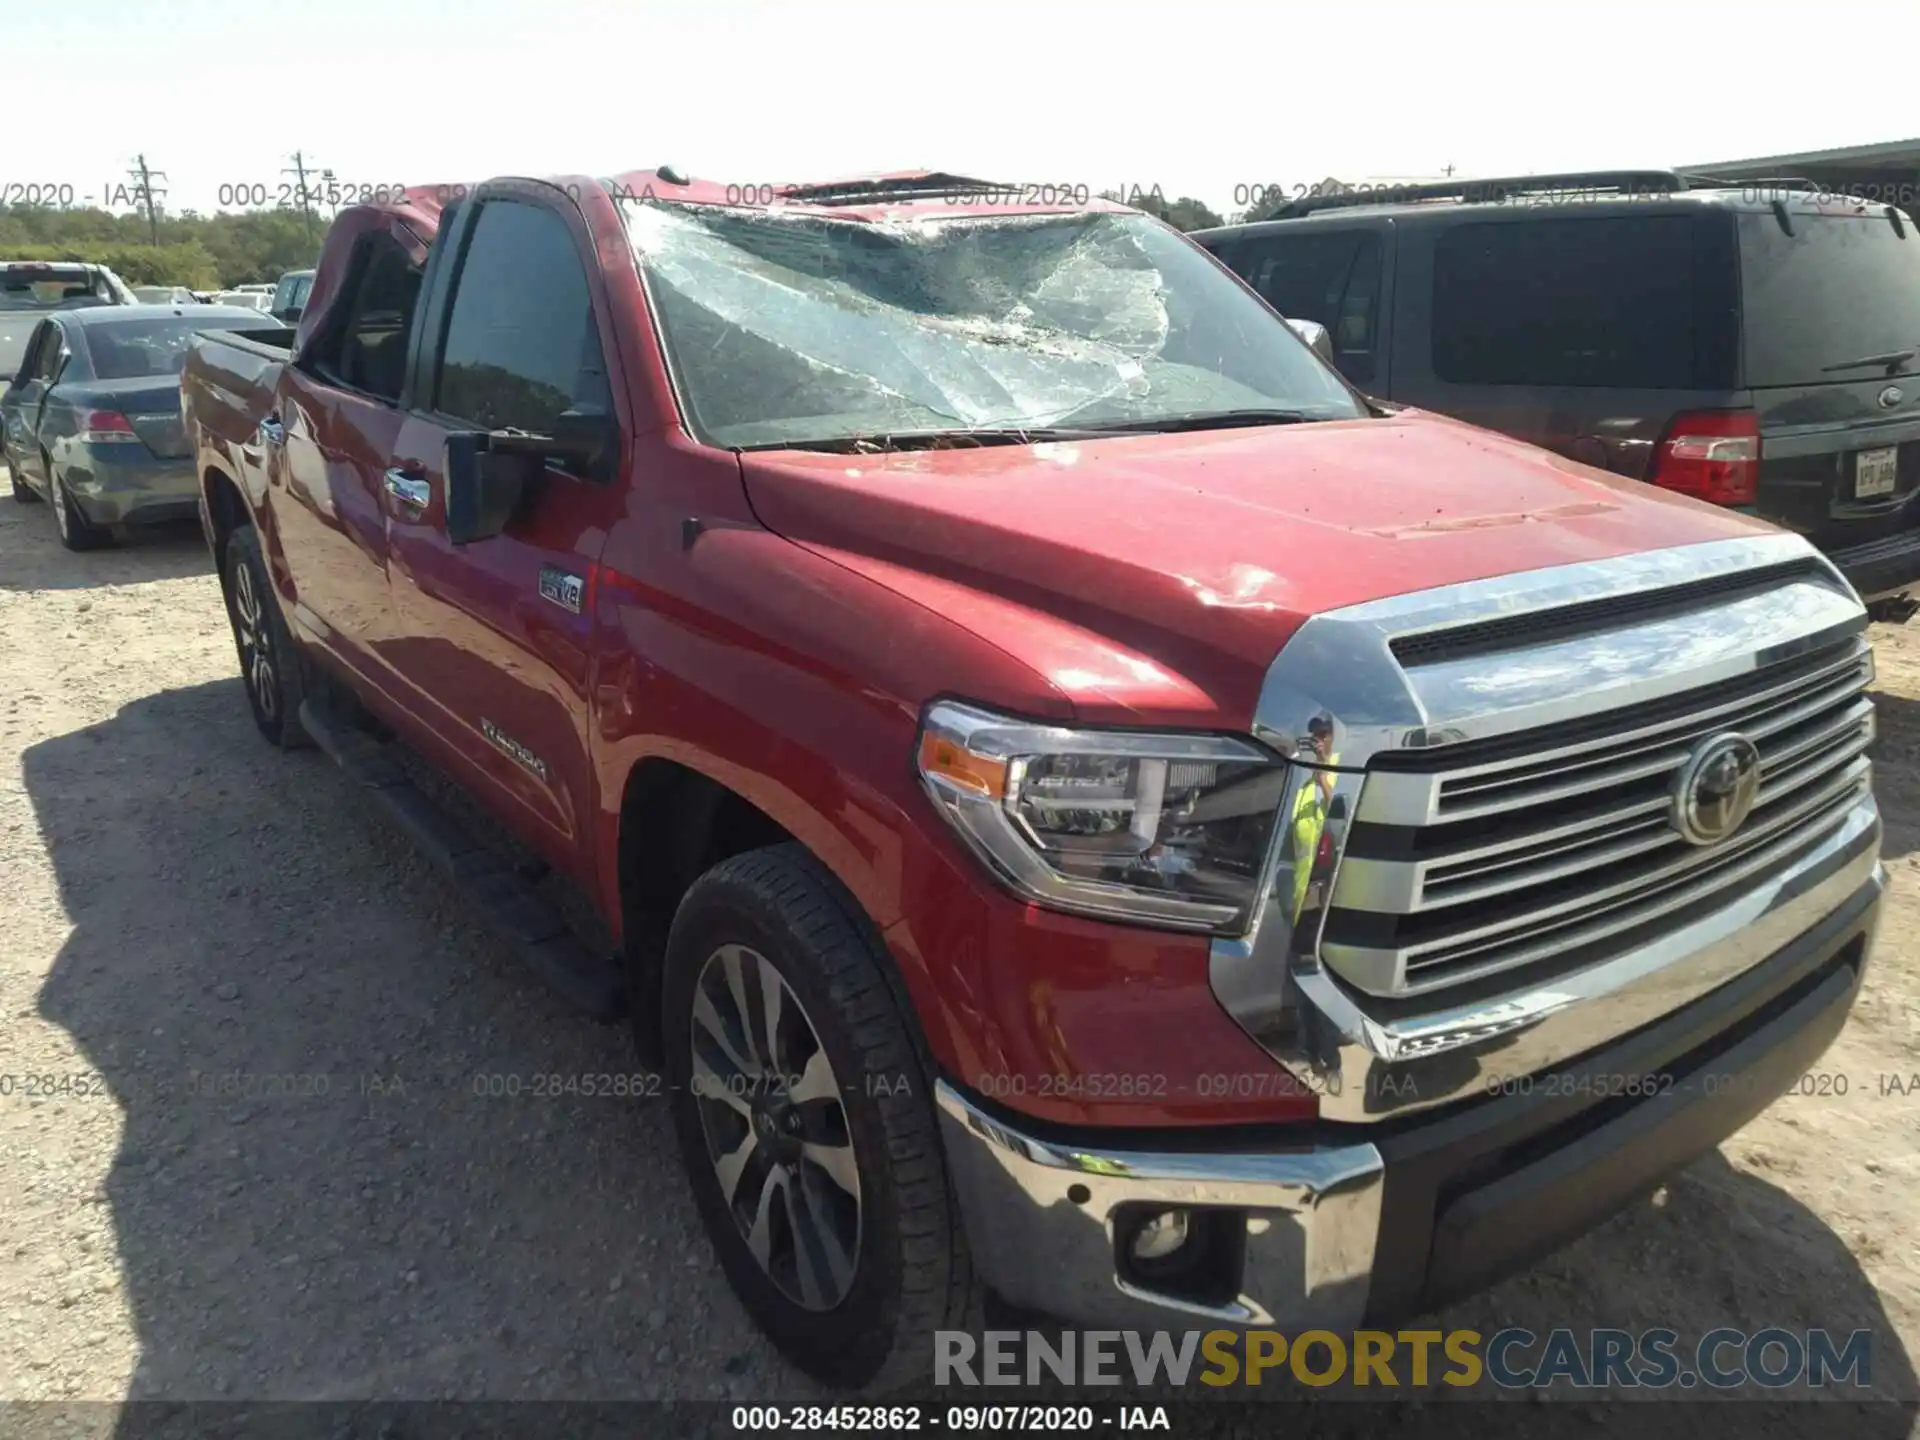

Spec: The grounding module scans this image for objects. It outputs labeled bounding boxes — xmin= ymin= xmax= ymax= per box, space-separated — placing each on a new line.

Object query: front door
xmin=381 ymin=194 xmax=626 ymax=876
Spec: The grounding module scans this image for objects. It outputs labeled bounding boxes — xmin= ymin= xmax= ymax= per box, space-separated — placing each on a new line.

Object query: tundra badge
xmin=538 ymin=564 xmax=586 ymax=615
xmin=481 ymin=719 xmax=549 ymax=781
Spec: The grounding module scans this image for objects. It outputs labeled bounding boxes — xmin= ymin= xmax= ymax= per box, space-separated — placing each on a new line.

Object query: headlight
xmin=915 ymin=700 xmax=1289 ymax=933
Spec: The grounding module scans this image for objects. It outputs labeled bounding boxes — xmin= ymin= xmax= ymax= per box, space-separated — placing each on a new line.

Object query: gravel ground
xmin=2 ymin=480 xmax=1917 ymax=1434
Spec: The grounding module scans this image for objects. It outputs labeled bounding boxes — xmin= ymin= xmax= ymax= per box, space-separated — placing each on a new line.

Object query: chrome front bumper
xmin=935 ymin=1081 xmax=1384 ymax=1329
xmin=938 ymin=855 xmax=1883 ymax=1329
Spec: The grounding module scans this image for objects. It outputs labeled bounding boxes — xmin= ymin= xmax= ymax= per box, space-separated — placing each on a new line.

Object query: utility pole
xmin=283 ymin=151 xmax=318 ymax=244
xmin=128 ymin=155 xmax=167 ymax=244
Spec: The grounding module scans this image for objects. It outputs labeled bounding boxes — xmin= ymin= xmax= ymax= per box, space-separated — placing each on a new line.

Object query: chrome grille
xmin=1324 ymin=636 xmax=1875 ymax=998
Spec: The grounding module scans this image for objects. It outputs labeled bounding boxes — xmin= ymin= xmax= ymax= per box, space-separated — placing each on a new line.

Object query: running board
xmin=298 ymin=698 xmax=627 ymax=1022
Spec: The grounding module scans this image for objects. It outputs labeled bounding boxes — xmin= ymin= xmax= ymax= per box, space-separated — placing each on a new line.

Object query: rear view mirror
xmin=1285 ymin=317 xmax=1336 ymax=367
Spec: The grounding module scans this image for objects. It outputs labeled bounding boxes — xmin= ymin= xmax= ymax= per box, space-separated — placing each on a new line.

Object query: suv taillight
xmin=75 ymin=408 xmax=141 ymax=444
xmin=1649 ymin=409 xmax=1760 ymax=506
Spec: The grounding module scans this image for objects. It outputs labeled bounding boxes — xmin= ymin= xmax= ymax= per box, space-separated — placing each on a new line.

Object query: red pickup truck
xmin=181 ymin=170 xmax=1885 ymax=1389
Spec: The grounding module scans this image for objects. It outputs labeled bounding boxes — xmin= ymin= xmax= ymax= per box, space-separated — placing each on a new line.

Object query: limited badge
xmin=480 ymin=718 xmax=549 ymax=781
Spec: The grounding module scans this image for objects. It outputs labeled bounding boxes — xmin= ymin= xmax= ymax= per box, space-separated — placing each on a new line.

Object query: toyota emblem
xmin=1879 ymin=385 xmax=1905 ymax=410
xmin=1671 ymin=733 xmax=1762 ymax=847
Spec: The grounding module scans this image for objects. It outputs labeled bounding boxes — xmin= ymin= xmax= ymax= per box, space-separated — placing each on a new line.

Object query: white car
xmin=211 ymin=290 xmax=274 ymax=312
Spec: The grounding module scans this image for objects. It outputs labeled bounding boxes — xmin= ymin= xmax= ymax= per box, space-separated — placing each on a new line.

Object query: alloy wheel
xmin=231 ymin=559 xmax=280 ymax=723
xmin=689 ymin=943 xmax=862 ymax=1311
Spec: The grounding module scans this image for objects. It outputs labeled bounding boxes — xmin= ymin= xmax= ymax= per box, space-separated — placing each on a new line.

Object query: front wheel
xmin=223 ymin=525 xmax=310 ymax=749
xmin=662 ymin=844 xmax=981 ymax=1390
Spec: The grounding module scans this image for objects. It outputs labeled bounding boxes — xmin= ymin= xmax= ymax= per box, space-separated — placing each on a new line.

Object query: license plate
xmin=1855 ymin=446 xmax=1898 ymax=498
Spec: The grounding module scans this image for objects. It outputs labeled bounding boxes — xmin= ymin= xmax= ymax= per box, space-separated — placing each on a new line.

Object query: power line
xmin=128 ymin=155 xmax=167 ymax=245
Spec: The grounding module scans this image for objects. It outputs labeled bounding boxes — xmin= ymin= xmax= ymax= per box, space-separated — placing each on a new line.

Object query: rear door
xmin=268 ymin=233 xmax=424 ymax=693
xmin=1738 ymin=203 xmax=1920 ymax=555
xmin=1209 ymin=222 xmax=1394 ymax=392
xmin=381 ymin=190 xmax=627 ymax=872
xmin=1396 ymin=209 xmax=1742 ymax=475
xmin=2 ymin=320 xmax=59 ymax=481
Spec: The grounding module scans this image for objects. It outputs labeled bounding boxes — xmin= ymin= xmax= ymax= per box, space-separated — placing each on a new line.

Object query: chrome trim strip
xmin=1253 ymin=534 xmax=1861 ymax=769
xmin=1214 ymin=793 xmax=1881 ymax=1121
xmin=1338 ymin=740 xmax=1872 ymax=927
xmin=1210 ymin=533 xmax=1878 ymax=1121
xmin=1356 ymin=642 xmax=1872 ymax=827
xmin=1374 ymin=770 xmax=1871 ymax=994
xmin=934 ymin=1082 xmax=1384 ymax=1328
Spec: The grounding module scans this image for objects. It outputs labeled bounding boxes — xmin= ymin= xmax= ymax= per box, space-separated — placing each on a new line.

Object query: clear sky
xmin=13 ymin=0 xmax=1916 ymax=218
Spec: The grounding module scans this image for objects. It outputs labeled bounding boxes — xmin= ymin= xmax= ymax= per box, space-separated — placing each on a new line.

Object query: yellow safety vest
xmin=1291 ymin=756 xmax=1339 ymax=921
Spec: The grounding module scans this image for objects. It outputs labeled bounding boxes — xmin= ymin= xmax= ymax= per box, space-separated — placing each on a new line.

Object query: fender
xmin=587 ymin=515 xmax=1076 ymax=1078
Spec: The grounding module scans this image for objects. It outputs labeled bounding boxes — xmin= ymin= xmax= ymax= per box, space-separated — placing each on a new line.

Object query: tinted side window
xmin=311 ymin=235 xmax=423 ymax=403
xmin=1431 ymin=215 xmax=1732 ymax=390
xmin=15 ymin=323 xmax=52 ymax=382
xmin=35 ymin=323 xmax=67 ymax=381
xmin=435 ymin=201 xmax=611 ymax=435
xmin=1235 ymin=231 xmax=1382 ymax=383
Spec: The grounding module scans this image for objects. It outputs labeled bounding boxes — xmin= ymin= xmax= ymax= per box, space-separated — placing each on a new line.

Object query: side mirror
xmin=1326 ymin=793 xmax=1350 ymax=823
xmin=1285 ymin=317 xmax=1336 ymax=366
xmin=447 ymin=407 xmax=621 ymax=543
xmin=547 ymin=406 xmax=619 ymax=480
xmin=444 ymin=432 xmax=533 ymax=545
xmin=482 ymin=406 xmax=619 ymax=483
xmin=282 ymin=306 xmax=303 ymax=324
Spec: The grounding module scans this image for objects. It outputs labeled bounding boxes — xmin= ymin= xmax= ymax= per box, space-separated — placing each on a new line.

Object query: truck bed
xmin=182 ymin=326 xmax=296 ymax=492
xmin=197 ymin=324 xmax=296 ymax=358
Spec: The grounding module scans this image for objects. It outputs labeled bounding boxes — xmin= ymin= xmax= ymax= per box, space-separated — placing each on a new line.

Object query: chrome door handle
xmin=258 ymin=415 xmax=286 ymax=446
xmin=383 ymin=468 xmax=431 ymax=508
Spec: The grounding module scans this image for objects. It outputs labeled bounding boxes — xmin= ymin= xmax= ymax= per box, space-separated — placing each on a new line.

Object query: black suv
xmin=1193 ymin=170 xmax=1920 ymax=617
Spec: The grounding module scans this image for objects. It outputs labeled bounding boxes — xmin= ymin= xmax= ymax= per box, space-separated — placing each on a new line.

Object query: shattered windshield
xmin=621 ymin=203 xmax=1364 ymax=449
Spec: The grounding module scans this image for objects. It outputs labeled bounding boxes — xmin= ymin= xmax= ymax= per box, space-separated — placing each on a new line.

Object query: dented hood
xmin=739 ymin=411 xmax=1782 ymax=729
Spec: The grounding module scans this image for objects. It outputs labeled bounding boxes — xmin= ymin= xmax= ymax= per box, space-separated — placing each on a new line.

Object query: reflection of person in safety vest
xmin=1291 ymin=714 xmax=1338 ymax=922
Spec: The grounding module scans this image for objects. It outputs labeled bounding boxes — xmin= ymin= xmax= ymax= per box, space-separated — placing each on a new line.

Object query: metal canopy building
xmin=1681 ymin=138 xmax=1920 ymax=206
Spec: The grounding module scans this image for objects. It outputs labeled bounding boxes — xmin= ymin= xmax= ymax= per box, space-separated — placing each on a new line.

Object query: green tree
xmin=0 ymin=204 xmax=322 ymax=288
xmin=1099 ymin=187 xmax=1224 ymax=232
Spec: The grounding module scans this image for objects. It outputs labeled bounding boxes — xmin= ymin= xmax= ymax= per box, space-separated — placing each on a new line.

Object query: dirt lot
xmin=2 ymin=480 xmax=1918 ymax=1432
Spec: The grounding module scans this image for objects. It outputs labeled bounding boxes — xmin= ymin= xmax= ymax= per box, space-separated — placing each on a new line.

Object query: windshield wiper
xmin=1073 ymin=408 xmax=1333 ymax=435
xmin=746 ymin=426 xmax=1108 ymax=454
xmin=1820 ymin=348 xmax=1916 ymax=374
xmin=743 ymin=410 xmax=1339 ymax=454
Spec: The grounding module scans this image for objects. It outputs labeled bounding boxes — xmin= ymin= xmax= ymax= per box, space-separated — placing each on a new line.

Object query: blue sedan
xmin=3 ymin=303 xmax=272 ymax=550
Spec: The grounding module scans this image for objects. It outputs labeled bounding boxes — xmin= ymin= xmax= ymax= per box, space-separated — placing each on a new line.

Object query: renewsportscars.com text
xmin=935 ymin=1327 xmax=1873 ymax=1390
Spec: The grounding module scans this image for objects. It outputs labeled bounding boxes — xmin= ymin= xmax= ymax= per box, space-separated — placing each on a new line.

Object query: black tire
xmin=222 ymin=525 xmax=310 ymax=749
xmin=662 ymin=844 xmax=981 ymax=1391
xmin=48 ymin=455 xmax=108 ymax=550
xmin=8 ymin=455 xmax=39 ymax=503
